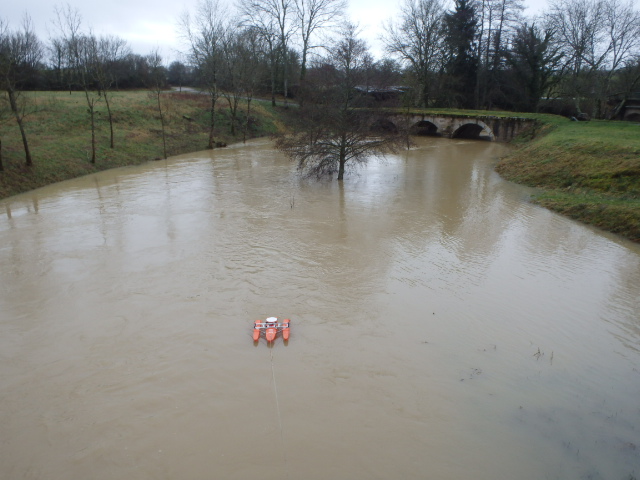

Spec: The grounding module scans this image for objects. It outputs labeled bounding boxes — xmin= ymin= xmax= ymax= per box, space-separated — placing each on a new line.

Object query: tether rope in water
xmin=270 ymin=346 xmax=289 ymax=478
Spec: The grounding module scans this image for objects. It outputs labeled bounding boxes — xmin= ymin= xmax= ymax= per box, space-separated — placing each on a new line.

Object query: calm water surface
xmin=1 ymin=137 xmax=639 ymax=480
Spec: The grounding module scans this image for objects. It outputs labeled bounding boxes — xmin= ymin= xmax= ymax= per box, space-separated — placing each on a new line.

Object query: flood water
xmin=1 ymin=137 xmax=639 ymax=480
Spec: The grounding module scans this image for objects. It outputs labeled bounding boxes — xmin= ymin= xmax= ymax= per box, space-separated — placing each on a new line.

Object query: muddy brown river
xmin=1 ymin=137 xmax=639 ymax=480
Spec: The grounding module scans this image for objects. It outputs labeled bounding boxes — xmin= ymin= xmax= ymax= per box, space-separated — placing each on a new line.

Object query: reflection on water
xmin=1 ymin=137 xmax=639 ymax=480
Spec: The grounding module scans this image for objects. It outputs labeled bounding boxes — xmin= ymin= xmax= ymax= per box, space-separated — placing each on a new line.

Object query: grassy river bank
xmin=0 ymin=90 xmax=283 ymax=199
xmin=1 ymin=91 xmax=639 ymax=242
xmin=495 ymin=114 xmax=640 ymax=243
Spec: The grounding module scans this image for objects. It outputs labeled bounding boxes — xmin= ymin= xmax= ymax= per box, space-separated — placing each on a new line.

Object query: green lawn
xmin=496 ymin=117 xmax=640 ymax=242
xmin=0 ymin=90 xmax=281 ymax=199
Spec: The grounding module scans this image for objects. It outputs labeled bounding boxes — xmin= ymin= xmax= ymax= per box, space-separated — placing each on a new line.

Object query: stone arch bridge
xmin=375 ymin=112 xmax=538 ymax=142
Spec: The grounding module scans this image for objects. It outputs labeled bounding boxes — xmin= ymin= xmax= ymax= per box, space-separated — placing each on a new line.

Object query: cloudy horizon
xmin=3 ymin=0 xmax=548 ymax=63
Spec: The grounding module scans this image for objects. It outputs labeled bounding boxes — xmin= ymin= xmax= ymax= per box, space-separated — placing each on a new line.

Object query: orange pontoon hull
xmin=265 ymin=327 xmax=277 ymax=342
xmin=253 ymin=318 xmax=290 ymax=343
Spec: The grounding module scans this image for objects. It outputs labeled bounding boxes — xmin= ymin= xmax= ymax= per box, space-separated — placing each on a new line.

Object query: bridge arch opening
xmin=452 ymin=123 xmax=493 ymax=141
xmin=370 ymin=118 xmax=399 ymax=134
xmin=410 ymin=120 xmax=439 ymax=136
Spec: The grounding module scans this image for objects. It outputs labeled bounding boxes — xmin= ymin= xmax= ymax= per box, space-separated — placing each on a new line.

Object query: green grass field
xmin=496 ymin=116 xmax=640 ymax=242
xmin=0 ymin=90 xmax=282 ymax=199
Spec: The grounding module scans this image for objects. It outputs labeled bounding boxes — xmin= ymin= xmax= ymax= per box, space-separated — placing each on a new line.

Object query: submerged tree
xmin=276 ymin=23 xmax=407 ymax=181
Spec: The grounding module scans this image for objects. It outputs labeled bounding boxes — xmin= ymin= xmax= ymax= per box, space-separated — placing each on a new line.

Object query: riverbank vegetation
xmin=496 ymin=117 xmax=640 ymax=243
xmin=0 ymin=90 xmax=282 ymax=199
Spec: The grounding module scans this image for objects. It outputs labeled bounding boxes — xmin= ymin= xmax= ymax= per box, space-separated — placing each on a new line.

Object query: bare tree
xmin=78 ymin=35 xmax=102 ymax=163
xmin=469 ymin=0 xmax=524 ymax=107
xmin=383 ymin=0 xmax=446 ymax=107
xmin=92 ymin=35 xmax=130 ymax=148
xmin=294 ymin=0 xmax=346 ymax=105
xmin=599 ymin=0 xmax=640 ymax=115
xmin=220 ymin=28 xmax=245 ymax=136
xmin=51 ymin=4 xmax=83 ymax=89
xmin=546 ymin=0 xmax=606 ymax=113
xmin=485 ymin=0 xmax=524 ymax=106
xmin=0 ymin=88 xmax=9 ymax=171
xmin=0 ymin=16 xmax=42 ymax=167
xmin=147 ymin=49 xmax=168 ymax=159
xmin=52 ymin=5 xmax=104 ymax=163
xmin=237 ymin=28 xmax=266 ymax=142
xmin=277 ymin=23 xmax=407 ymax=181
xmin=179 ymin=0 xmax=227 ymax=149
xmin=238 ymin=7 xmax=280 ymax=106
xmin=602 ymin=0 xmax=640 ymax=74
xmin=547 ymin=0 xmax=640 ymax=116
xmin=239 ymin=0 xmax=295 ymax=105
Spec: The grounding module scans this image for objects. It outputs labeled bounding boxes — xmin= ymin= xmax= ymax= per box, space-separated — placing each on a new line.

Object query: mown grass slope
xmin=496 ymin=116 xmax=640 ymax=242
xmin=0 ymin=90 xmax=282 ymax=199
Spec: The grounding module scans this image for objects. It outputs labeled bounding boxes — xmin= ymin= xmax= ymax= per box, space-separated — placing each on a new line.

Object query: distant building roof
xmin=354 ymin=85 xmax=410 ymax=100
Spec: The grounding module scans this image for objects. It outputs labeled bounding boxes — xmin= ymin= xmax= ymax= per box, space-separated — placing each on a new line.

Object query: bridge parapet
xmin=384 ymin=112 xmax=538 ymax=142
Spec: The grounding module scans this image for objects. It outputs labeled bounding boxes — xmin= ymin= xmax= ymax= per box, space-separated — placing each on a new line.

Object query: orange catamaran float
xmin=253 ymin=317 xmax=290 ymax=343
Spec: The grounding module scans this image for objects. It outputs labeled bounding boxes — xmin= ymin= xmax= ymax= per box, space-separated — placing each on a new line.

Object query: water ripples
xmin=1 ymin=138 xmax=640 ymax=480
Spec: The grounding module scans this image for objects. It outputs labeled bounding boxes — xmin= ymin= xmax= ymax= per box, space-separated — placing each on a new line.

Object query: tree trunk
xmin=243 ymin=96 xmax=252 ymax=143
xmin=281 ymin=34 xmax=289 ymax=108
xmin=337 ymin=135 xmax=347 ymax=180
xmin=0 ymin=137 xmax=4 ymax=172
xmin=8 ymin=88 xmax=33 ymax=167
xmin=90 ymin=106 xmax=96 ymax=163
xmin=208 ymin=94 xmax=216 ymax=149
xmin=421 ymin=78 xmax=429 ymax=108
xmin=157 ymin=92 xmax=167 ymax=159
xmin=225 ymin=95 xmax=239 ymax=136
xmin=475 ymin=0 xmax=486 ymax=109
xmin=271 ymin=61 xmax=277 ymax=107
xmin=299 ymin=49 xmax=308 ymax=107
xmin=337 ymin=159 xmax=346 ymax=180
xmin=84 ymin=90 xmax=97 ymax=163
xmin=104 ymin=92 xmax=115 ymax=148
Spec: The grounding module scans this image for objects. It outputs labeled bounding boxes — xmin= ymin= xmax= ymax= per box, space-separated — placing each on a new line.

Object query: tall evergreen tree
xmin=443 ymin=0 xmax=478 ymax=109
xmin=504 ymin=23 xmax=564 ymax=112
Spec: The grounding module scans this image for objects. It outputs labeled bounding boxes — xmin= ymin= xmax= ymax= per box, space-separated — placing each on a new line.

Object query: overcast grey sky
xmin=3 ymin=0 xmax=549 ymax=62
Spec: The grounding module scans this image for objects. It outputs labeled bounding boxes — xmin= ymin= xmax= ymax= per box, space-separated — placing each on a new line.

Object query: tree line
xmin=384 ymin=0 xmax=640 ymax=117
xmin=1 ymin=0 xmax=639 ymax=173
